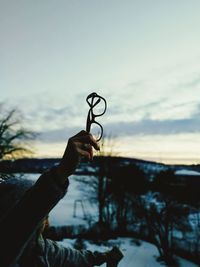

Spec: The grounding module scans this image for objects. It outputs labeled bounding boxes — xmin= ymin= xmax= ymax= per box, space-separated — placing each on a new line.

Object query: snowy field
xmin=50 ymin=175 xmax=98 ymax=226
xmin=27 ymin=174 xmax=198 ymax=267
xmin=59 ymin=238 xmax=198 ymax=267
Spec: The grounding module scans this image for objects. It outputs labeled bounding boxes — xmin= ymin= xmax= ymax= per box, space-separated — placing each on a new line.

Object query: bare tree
xmin=0 ymin=104 xmax=35 ymax=160
xmin=137 ymin=192 xmax=190 ymax=266
xmin=109 ymin=164 xmax=148 ymax=232
xmin=75 ymin=134 xmax=119 ymax=228
xmin=93 ymin=134 xmax=120 ymax=225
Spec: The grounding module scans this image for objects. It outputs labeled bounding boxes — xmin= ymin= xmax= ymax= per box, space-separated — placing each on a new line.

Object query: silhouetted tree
xmin=137 ymin=192 xmax=190 ymax=266
xmin=95 ymin=134 xmax=120 ymax=225
xmin=153 ymin=169 xmax=175 ymax=192
xmin=75 ymin=135 xmax=120 ymax=229
xmin=109 ymin=164 xmax=148 ymax=232
xmin=0 ymin=104 xmax=35 ymax=181
xmin=0 ymin=104 xmax=35 ymax=160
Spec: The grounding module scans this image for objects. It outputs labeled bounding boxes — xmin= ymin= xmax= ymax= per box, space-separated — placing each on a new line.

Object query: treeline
xmin=74 ymin=159 xmax=200 ymax=266
xmin=0 ymin=155 xmax=166 ymax=174
xmin=0 ymin=158 xmax=60 ymax=173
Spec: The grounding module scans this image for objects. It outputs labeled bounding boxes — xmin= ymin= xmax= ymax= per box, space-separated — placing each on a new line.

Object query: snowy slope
xmin=59 ymin=238 xmax=198 ymax=267
xmin=27 ymin=174 xmax=198 ymax=267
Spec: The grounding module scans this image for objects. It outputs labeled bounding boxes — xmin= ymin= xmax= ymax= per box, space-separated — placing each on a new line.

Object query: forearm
xmin=45 ymin=239 xmax=108 ymax=267
xmin=0 ymin=167 xmax=69 ymax=267
xmin=46 ymin=239 xmax=123 ymax=267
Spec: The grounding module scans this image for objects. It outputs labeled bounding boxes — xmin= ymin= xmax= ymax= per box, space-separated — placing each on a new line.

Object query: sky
xmin=1 ymin=0 xmax=200 ymax=164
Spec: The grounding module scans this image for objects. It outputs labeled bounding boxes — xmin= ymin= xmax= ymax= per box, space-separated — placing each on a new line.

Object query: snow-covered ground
xmin=27 ymin=174 xmax=198 ymax=267
xmin=59 ymin=238 xmax=198 ymax=267
xmin=49 ymin=174 xmax=98 ymax=226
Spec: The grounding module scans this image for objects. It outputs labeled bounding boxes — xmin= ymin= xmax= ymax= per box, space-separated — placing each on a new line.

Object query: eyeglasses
xmin=86 ymin=92 xmax=107 ymax=141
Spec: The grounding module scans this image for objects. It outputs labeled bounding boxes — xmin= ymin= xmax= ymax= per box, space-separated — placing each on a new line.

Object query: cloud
xmin=181 ymin=76 xmax=200 ymax=89
xmin=38 ymin=126 xmax=81 ymax=142
xmin=27 ymin=83 xmax=200 ymax=143
xmin=104 ymin=116 xmax=200 ymax=136
xmin=17 ymin=94 xmax=89 ymax=132
xmin=12 ymin=67 xmax=200 ymax=144
xmin=37 ymin=113 xmax=200 ymax=143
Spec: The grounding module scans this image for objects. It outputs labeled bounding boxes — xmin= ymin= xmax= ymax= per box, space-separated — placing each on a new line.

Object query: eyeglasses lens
xmin=92 ymin=97 xmax=106 ymax=116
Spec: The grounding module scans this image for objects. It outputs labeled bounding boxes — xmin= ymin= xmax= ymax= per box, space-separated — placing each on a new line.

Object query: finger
xmin=90 ymin=147 xmax=93 ymax=160
xmin=75 ymin=142 xmax=91 ymax=152
xmin=82 ymin=143 xmax=93 ymax=160
xmin=82 ymin=143 xmax=92 ymax=151
xmin=78 ymin=134 xmax=100 ymax=151
xmin=77 ymin=148 xmax=91 ymax=160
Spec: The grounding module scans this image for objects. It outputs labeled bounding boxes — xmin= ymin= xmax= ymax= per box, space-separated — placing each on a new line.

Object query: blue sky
xmin=1 ymin=0 xmax=200 ymax=164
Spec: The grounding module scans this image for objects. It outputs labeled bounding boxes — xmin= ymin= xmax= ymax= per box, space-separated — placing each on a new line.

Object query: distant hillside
xmin=0 ymin=156 xmax=199 ymax=176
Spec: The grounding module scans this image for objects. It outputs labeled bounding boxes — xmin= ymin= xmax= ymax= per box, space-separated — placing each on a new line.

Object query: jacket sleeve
xmin=0 ymin=167 xmax=69 ymax=267
xmin=44 ymin=238 xmax=107 ymax=267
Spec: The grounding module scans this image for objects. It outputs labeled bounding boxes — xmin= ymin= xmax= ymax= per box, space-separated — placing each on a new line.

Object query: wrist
xmin=53 ymin=165 xmax=70 ymax=186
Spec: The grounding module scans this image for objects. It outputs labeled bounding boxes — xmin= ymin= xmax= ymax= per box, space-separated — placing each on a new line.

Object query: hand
xmin=105 ymin=247 xmax=124 ymax=267
xmin=55 ymin=130 xmax=100 ymax=182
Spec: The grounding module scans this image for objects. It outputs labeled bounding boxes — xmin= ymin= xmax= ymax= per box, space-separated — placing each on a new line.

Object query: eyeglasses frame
xmin=86 ymin=92 xmax=107 ymax=141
